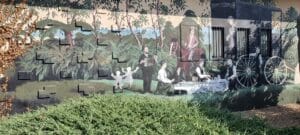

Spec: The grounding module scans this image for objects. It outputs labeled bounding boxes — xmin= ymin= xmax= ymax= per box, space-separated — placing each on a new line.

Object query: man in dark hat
xmin=138 ymin=47 xmax=157 ymax=93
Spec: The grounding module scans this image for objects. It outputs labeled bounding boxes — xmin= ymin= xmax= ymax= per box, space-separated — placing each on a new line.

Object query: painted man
xmin=250 ymin=47 xmax=264 ymax=84
xmin=139 ymin=47 xmax=157 ymax=93
xmin=225 ymin=59 xmax=237 ymax=91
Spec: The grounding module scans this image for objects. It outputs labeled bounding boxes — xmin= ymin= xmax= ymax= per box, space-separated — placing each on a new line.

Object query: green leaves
xmin=0 ymin=95 xmax=299 ymax=134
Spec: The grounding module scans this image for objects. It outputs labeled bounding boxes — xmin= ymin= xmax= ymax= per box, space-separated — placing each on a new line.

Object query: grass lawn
xmin=3 ymin=80 xmax=300 ymax=134
xmin=14 ymin=79 xmax=158 ymax=102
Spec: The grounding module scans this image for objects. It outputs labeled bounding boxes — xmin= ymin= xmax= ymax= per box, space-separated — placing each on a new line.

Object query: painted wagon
xmin=236 ymin=55 xmax=288 ymax=88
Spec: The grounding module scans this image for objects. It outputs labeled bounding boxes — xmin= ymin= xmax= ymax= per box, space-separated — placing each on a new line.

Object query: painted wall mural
xmin=0 ymin=0 xmax=299 ymax=116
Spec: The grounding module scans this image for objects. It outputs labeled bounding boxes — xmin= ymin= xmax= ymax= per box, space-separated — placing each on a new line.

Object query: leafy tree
xmin=282 ymin=23 xmax=298 ymax=69
xmin=284 ymin=7 xmax=299 ymax=22
xmin=0 ymin=0 xmax=37 ymax=116
xmin=17 ymin=33 xmax=111 ymax=80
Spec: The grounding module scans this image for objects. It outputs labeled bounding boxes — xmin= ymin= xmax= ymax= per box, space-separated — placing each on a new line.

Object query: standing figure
xmin=226 ymin=16 xmax=236 ymax=52
xmin=169 ymin=38 xmax=179 ymax=56
xmin=225 ymin=59 xmax=237 ymax=91
xmin=156 ymin=61 xmax=175 ymax=95
xmin=250 ymin=47 xmax=263 ymax=84
xmin=122 ymin=66 xmax=139 ymax=88
xmin=185 ymin=26 xmax=199 ymax=61
xmin=67 ymin=32 xmax=73 ymax=46
xmin=139 ymin=47 xmax=157 ymax=93
xmin=195 ymin=60 xmax=211 ymax=81
xmin=111 ymin=71 xmax=125 ymax=90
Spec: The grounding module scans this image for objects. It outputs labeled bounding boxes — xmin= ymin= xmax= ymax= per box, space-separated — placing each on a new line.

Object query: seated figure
xmin=195 ymin=60 xmax=211 ymax=81
xmin=156 ymin=61 xmax=175 ymax=95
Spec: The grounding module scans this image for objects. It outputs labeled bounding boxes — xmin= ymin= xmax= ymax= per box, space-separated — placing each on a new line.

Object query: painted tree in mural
xmin=297 ymin=16 xmax=300 ymax=72
xmin=284 ymin=7 xmax=299 ymax=22
xmin=124 ymin=0 xmax=187 ymax=48
xmin=0 ymin=0 xmax=37 ymax=116
xmin=17 ymin=0 xmax=120 ymax=81
xmin=30 ymin=0 xmax=92 ymax=46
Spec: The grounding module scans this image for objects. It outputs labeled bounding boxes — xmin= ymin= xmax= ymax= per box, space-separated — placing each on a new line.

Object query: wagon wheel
xmin=264 ymin=56 xmax=287 ymax=85
xmin=236 ymin=55 xmax=258 ymax=88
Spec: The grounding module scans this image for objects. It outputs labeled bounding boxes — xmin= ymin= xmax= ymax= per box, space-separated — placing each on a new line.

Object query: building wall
xmin=0 ymin=1 xmax=298 ymax=103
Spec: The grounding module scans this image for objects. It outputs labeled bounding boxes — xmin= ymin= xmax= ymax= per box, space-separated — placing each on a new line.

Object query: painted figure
xmin=294 ymin=64 xmax=300 ymax=84
xmin=169 ymin=38 xmax=179 ymax=56
xmin=121 ymin=66 xmax=139 ymax=88
xmin=185 ymin=26 xmax=199 ymax=61
xmin=66 ymin=32 xmax=74 ymax=46
xmin=226 ymin=16 xmax=236 ymax=52
xmin=156 ymin=61 xmax=175 ymax=95
xmin=176 ymin=47 xmax=206 ymax=81
xmin=111 ymin=71 xmax=125 ymax=90
xmin=139 ymin=47 xmax=157 ymax=93
xmin=195 ymin=60 xmax=211 ymax=81
xmin=225 ymin=59 xmax=237 ymax=90
xmin=250 ymin=47 xmax=264 ymax=84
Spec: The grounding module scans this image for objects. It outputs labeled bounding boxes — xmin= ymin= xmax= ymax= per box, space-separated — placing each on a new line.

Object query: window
xmin=237 ymin=28 xmax=250 ymax=56
xmin=260 ymin=29 xmax=272 ymax=58
xmin=211 ymin=27 xmax=224 ymax=59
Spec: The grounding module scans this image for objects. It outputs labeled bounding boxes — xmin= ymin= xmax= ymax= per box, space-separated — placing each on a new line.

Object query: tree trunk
xmin=150 ymin=9 xmax=158 ymax=48
xmin=126 ymin=0 xmax=142 ymax=49
xmin=156 ymin=0 xmax=164 ymax=48
xmin=297 ymin=16 xmax=300 ymax=72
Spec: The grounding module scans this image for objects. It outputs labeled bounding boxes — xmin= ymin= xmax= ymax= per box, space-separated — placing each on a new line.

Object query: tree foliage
xmin=284 ymin=7 xmax=299 ymax=22
xmin=0 ymin=0 xmax=38 ymax=117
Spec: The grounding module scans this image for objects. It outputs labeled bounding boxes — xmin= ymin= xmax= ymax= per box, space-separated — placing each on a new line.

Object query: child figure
xmin=122 ymin=67 xmax=139 ymax=88
xmin=111 ymin=71 xmax=125 ymax=89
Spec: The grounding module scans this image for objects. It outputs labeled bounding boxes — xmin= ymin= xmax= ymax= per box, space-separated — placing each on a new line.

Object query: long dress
xmin=186 ymin=35 xmax=198 ymax=60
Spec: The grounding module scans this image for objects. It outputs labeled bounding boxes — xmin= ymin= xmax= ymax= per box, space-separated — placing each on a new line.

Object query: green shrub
xmin=0 ymin=95 xmax=299 ymax=134
xmin=278 ymin=85 xmax=300 ymax=105
xmin=0 ymin=95 xmax=230 ymax=134
xmin=191 ymin=85 xmax=285 ymax=111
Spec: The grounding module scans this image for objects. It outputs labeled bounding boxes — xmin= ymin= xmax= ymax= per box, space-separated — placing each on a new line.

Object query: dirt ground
xmin=235 ymin=104 xmax=300 ymax=128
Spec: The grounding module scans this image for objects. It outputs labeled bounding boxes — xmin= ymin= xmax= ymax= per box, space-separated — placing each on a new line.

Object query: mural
xmin=0 ymin=0 xmax=299 ymax=116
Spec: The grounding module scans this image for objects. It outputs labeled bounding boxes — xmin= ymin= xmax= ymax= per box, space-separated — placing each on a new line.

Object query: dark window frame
xmin=236 ymin=28 xmax=250 ymax=56
xmin=259 ymin=28 xmax=272 ymax=58
xmin=211 ymin=27 xmax=225 ymax=60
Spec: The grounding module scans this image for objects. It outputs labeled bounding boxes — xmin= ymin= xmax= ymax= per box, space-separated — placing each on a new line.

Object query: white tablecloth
xmin=174 ymin=79 xmax=228 ymax=94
